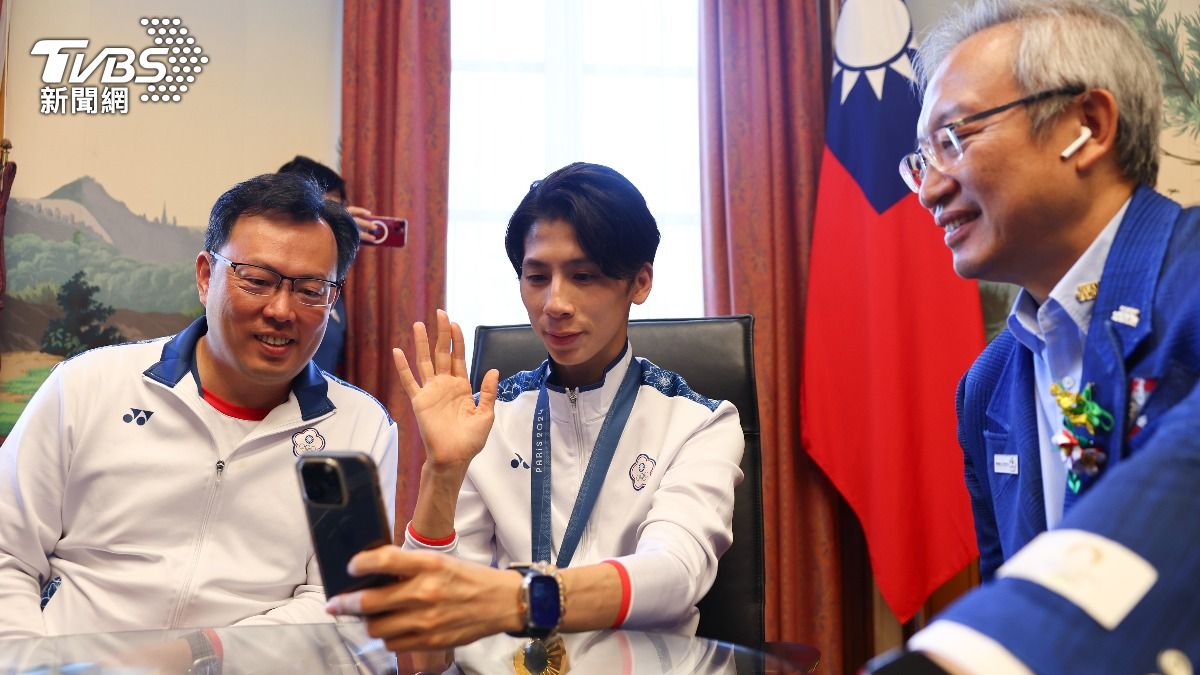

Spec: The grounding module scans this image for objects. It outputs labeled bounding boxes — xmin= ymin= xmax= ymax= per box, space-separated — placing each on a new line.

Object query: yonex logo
xmin=122 ymin=408 xmax=154 ymax=425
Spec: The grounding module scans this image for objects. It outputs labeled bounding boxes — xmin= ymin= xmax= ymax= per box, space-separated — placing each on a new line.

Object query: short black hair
xmin=205 ymin=173 xmax=360 ymax=281
xmin=504 ymin=162 xmax=660 ymax=280
xmin=277 ymin=155 xmax=348 ymax=204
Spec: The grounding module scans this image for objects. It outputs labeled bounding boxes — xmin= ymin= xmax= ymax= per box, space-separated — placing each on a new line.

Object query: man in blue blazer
xmin=876 ymin=0 xmax=1200 ymax=672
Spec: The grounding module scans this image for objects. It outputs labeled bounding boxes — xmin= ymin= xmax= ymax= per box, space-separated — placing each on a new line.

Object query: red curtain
xmin=341 ymin=0 xmax=451 ymax=524
xmin=699 ymin=0 xmax=849 ymax=669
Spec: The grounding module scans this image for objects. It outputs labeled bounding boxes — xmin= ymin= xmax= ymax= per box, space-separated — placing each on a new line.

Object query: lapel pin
xmin=1075 ymin=281 xmax=1099 ymax=303
xmin=1111 ymin=305 xmax=1141 ymax=327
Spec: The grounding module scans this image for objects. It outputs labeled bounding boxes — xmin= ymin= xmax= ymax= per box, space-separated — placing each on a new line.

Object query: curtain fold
xmin=699 ymin=0 xmax=847 ymax=669
xmin=341 ymin=0 xmax=451 ymax=524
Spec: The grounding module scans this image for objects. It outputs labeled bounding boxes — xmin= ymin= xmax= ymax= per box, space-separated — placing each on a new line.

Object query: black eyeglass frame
xmin=900 ymin=84 xmax=1087 ymax=192
xmin=207 ymin=250 xmax=343 ymax=307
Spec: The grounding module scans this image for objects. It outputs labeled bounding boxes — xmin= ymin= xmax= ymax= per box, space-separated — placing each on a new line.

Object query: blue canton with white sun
xmin=825 ymin=0 xmax=923 ymax=215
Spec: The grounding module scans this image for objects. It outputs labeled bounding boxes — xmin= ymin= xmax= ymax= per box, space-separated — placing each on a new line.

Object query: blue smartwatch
xmin=506 ymin=562 xmax=564 ymax=639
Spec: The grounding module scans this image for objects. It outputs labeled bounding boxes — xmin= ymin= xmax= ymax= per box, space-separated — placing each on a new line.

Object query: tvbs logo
xmin=32 ymin=17 xmax=208 ymax=114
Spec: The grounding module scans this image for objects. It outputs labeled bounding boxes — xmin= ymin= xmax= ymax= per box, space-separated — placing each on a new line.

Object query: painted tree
xmin=41 ymin=270 xmax=125 ymax=357
xmin=1121 ymin=0 xmax=1200 ymax=164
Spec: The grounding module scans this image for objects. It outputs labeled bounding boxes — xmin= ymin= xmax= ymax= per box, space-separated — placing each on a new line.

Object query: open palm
xmin=393 ymin=309 xmax=500 ymax=470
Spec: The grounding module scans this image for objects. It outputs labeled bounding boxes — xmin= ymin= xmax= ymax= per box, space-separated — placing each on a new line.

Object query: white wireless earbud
xmin=1060 ymin=127 xmax=1093 ymax=159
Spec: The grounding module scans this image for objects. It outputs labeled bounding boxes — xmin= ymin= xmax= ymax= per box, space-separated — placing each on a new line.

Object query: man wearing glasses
xmin=0 ymin=173 xmax=397 ymax=642
xmin=870 ymin=0 xmax=1200 ymax=672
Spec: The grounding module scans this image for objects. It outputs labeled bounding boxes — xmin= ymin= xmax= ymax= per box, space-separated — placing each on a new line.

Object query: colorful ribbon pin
xmin=1050 ymin=382 xmax=1114 ymax=493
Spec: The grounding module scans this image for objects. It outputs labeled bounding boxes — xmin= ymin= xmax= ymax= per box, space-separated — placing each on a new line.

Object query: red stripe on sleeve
xmin=602 ymin=559 xmax=631 ymax=628
xmin=406 ymin=521 xmax=456 ymax=547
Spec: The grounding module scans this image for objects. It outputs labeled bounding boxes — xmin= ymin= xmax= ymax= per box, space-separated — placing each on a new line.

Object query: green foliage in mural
xmin=10 ymin=281 xmax=60 ymax=306
xmin=1 ymin=367 xmax=54 ymax=396
xmin=4 ymin=234 xmax=201 ymax=315
xmin=41 ymin=271 xmax=126 ymax=357
xmin=1120 ymin=0 xmax=1200 ymax=142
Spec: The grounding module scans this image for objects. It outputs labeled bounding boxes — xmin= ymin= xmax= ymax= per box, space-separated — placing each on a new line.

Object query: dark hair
xmin=205 ymin=173 xmax=360 ymax=281
xmin=277 ymin=155 xmax=348 ymax=203
xmin=504 ymin=162 xmax=660 ymax=280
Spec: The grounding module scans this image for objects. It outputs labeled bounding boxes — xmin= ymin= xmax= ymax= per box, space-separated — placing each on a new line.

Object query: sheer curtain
xmin=447 ymin=0 xmax=704 ymax=362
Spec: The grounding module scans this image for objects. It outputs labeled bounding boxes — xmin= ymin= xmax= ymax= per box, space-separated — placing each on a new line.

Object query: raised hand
xmin=393 ymin=309 xmax=500 ymax=472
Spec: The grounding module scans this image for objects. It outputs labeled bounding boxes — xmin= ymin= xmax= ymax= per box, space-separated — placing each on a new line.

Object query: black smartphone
xmin=360 ymin=216 xmax=407 ymax=247
xmin=297 ymin=451 xmax=396 ymax=597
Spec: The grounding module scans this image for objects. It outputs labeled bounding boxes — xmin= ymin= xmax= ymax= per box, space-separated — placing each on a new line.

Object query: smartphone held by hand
xmin=297 ymin=451 xmax=395 ymax=597
xmin=359 ymin=216 xmax=407 ymax=247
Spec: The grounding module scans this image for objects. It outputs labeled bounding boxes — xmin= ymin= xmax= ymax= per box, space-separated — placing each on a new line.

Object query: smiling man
xmin=0 ymin=173 xmax=397 ymax=643
xmin=878 ymin=0 xmax=1200 ymax=672
xmin=326 ymin=162 xmax=744 ymax=655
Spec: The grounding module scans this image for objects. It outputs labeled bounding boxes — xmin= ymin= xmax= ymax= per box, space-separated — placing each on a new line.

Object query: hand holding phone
xmin=359 ymin=216 xmax=407 ymax=247
xmin=297 ymin=452 xmax=395 ymax=597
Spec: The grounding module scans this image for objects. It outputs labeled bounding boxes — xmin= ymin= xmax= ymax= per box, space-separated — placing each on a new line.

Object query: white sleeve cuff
xmin=908 ymin=620 xmax=1033 ymax=675
xmin=401 ymin=521 xmax=459 ymax=553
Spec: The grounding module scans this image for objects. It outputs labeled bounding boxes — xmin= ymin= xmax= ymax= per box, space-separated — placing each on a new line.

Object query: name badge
xmin=993 ymin=454 xmax=1019 ymax=475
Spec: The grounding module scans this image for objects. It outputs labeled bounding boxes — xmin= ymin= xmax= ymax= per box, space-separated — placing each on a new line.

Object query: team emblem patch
xmin=292 ymin=427 xmax=326 ymax=456
xmin=629 ymin=453 xmax=656 ymax=491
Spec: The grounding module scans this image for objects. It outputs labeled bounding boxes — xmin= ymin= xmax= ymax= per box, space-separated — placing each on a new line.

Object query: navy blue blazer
xmin=957 ymin=186 xmax=1200 ymax=579
xmin=942 ymin=378 xmax=1200 ymax=670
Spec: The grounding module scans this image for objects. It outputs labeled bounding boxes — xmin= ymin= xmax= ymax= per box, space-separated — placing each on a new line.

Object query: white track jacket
xmin=405 ymin=346 xmax=743 ymax=633
xmin=0 ymin=318 xmax=397 ymax=638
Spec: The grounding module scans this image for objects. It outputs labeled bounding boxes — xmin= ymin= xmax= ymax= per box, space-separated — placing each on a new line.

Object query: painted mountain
xmin=8 ymin=176 xmax=203 ymax=261
xmin=1 ymin=176 xmax=203 ymax=434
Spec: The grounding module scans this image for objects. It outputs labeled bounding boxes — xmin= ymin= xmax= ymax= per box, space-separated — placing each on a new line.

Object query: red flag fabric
xmin=800 ymin=0 xmax=984 ymax=622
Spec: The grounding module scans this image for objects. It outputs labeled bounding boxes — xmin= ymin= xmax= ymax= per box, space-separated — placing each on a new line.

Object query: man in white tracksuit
xmin=327 ymin=162 xmax=744 ymax=653
xmin=0 ymin=174 xmax=397 ymax=659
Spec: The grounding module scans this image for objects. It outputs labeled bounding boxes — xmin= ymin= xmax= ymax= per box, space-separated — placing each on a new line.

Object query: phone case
xmin=362 ymin=217 xmax=407 ymax=247
xmin=297 ymin=451 xmax=395 ymax=597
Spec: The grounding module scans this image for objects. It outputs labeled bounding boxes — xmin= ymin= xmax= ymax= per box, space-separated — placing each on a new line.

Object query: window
xmin=447 ymin=0 xmax=703 ymax=365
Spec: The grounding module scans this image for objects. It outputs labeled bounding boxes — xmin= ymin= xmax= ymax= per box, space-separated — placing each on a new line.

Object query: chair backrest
xmin=470 ymin=316 xmax=764 ymax=646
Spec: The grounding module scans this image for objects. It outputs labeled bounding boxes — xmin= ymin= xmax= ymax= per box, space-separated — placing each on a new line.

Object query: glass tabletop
xmin=0 ymin=622 xmax=819 ymax=674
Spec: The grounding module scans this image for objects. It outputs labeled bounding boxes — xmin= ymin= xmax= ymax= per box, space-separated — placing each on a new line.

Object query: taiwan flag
xmin=800 ymin=0 xmax=985 ymax=622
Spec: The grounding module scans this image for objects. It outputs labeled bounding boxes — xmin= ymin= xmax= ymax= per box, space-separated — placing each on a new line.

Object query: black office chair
xmin=469 ymin=315 xmax=765 ymax=647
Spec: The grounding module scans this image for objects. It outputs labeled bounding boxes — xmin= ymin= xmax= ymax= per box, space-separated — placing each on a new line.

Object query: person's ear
xmin=630 ymin=263 xmax=653 ymax=305
xmin=196 ymin=251 xmax=213 ymax=307
xmin=1067 ymin=88 xmax=1120 ymax=173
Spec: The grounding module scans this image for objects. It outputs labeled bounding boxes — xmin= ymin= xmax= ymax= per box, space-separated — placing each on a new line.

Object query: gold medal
xmin=513 ymin=636 xmax=568 ymax=675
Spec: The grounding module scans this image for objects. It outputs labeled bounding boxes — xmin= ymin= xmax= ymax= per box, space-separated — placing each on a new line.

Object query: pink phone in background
xmin=360 ymin=216 xmax=407 ymax=247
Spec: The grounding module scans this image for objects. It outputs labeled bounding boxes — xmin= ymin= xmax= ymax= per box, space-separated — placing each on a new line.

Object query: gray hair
xmin=914 ymin=0 xmax=1162 ymax=186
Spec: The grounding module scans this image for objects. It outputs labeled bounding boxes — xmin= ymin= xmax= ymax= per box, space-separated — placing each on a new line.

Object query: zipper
xmin=567 ymin=388 xmax=586 ymax=456
xmin=168 ymin=460 xmax=225 ymax=627
xmin=567 ymin=387 xmax=589 ymax=555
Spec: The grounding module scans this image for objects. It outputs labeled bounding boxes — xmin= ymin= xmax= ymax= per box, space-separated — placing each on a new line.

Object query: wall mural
xmin=0 ymin=179 xmax=203 ymax=431
xmin=1121 ymin=0 xmax=1200 ymax=203
xmin=0 ymin=1 xmax=342 ymax=436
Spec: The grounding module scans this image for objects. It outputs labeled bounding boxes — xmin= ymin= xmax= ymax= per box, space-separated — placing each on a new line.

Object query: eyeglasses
xmin=898 ymin=85 xmax=1085 ymax=193
xmin=208 ymin=251 xmax=341 ymax=307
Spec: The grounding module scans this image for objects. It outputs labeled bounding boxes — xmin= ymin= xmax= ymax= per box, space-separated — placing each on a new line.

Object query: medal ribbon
xmin=530 ymin=359 xmax=642 ymax=567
